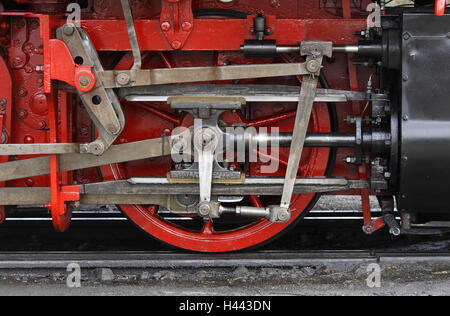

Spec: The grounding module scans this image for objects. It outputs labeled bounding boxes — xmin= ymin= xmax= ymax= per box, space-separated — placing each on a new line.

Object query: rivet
xmin=181 ymin=21 xmax=192 ymax=32
xmin=38 ymin=120 xmax=47 ymax=130
xmin=171 ymin=40 xmax=182 ymax=50
xmin=160 ymin=22 xmax=171 ymax=32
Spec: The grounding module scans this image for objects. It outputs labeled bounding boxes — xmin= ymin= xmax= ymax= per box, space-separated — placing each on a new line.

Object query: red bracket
xmin=160 ymin=0 xmax=194 ymax=50
xmin=436 ymin=0 xmax=446 ymax=16
xmin=0 ymin=207 xmax=4 ymax=224
xmin=45 ymin=178 xmax=80 ymax=232
xmin=361 ymin=189 xmax=386 ymax=234
xmin=46 ymin=39 xmax=96 ymax=92
xmin=44 ymin=91 xmax=80 ymax=232
xmin=246 ymin=15 xmax=277 ymax=39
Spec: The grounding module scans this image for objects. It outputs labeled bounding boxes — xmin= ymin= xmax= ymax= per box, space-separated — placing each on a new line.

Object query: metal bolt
xmin=182 ymin=21 xmax=192 ymax=31
xmin=116 ymin=73 xmax=131 ymax=86
xmin=17 ymin=109 xmax=28 ymax=119
xmin=172 ymin=138 xmax=187 ymax=152
xmin=63 ymin=24 xmax=75 ymax=36
xmin=277 ymin=209 xmax=290 ymax=222
xmin=89 ymin=141 xmax=105 ymax=155
xmin=24 ymin=135 xmax=34 ymax=144
xmin=80 ymin=144 xmax=89 ymax=154
xmin=402 ymin=155 xmax=408 ymax=161
xmin=38 ymin=120 xmax=47 ymax=130
xmin=306 ymin=59 xmax=320 ymax=73
xmin=390 ymin=227 xmax=401 ymax=237
xmin=171 ymin=40 xmax=182 ymax=50
xmin=344 ymin=156 xmax=357 ymax=164
xmin=160 ymin=22 xmax=171 ymax=32
xmin=198 ymin=204 xmax=211 ymax=217
xmin=403 ymin=33 xmax=410 ymax=40
xmin=402 ymin=74 xmax=409 ymax=82
xmin=25 ymin=178 xmax=35 ymax=187
xmin=78 ymin=75 xmax=92 ymax=88
xmin=17 ymin=87 xmax=28 ymax=98
xmin=363 ymin=224 xmax=374 ymax=234
xmin=402 ymin=114 xmax=409 ymax=121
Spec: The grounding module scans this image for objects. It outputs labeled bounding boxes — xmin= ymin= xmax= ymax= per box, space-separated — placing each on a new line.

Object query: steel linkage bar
xmin=120 ymin=0 xmax=142 ymax=70
xmin=0 ymin=130 xmax=189 ymax=182
xmin=0 ymin=178 xmax=369 ymax=206
xmin=119 ymin=85 xmax=385 ymax=103
xmin=97 ymin=63 xmax=311 ymax=88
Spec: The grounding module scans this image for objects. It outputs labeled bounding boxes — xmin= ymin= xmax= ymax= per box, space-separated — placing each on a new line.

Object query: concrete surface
xmin=0 ymin=259 xmax=450 ymax=296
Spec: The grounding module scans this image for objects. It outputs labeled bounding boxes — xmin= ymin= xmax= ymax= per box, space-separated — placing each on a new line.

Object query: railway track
xmin=0 ymin=250 xmax=449 ymax=269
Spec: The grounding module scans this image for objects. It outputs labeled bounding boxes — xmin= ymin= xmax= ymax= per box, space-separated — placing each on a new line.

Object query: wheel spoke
xmin=201 ymin=219 xmax=214 ymax=235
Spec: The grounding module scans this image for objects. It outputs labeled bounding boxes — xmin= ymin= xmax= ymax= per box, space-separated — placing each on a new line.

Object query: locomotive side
xmin=0 ymin=0 xmax=447 ymax=251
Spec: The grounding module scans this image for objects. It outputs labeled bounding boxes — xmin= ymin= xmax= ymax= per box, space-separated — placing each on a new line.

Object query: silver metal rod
xmin=276 ymin=46 xmax=300 ymax=54
xmin=0 ymin=143 xmax=80 ymax=156
xmin=247 ymin=45 xmax=359 ymax=54
xmin=121 ymin=85 xmax=379 ymax=103
xmin=281 ymin=75 xmax=319 ymax=209
xmin=120 ymin=0 xmax=142 ymax=70
xmin=235 ymin=206 xmax=271 ymax=218
xmin=332 ymin=45 xmax=359 ymax=53
xmin=248 ymin=133 xmax=356 ymax=148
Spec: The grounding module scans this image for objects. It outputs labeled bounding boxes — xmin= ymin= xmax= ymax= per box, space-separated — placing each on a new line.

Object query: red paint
xmin=160 ymin=0 xmax=194 ymax=49
xmin=435 ymin=0 xmax=446 ymax=16
xmin=48 ymin=39 xmax=95 ymax=93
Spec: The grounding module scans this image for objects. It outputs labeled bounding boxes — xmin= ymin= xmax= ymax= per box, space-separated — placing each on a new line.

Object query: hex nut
xmin=63 ymin=24 xmax=75 ymax=36
xmin=116 ymin=73 xmax=131 ymax=86
xmin=306 ymin=59 xmax=320 ymax=73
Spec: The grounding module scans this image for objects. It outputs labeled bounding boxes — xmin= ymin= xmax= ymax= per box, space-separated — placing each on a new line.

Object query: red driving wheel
xmin=98 ymin=52 xmax=332 ymax=252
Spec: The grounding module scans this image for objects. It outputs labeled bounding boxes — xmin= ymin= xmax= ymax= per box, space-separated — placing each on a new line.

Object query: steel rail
xmin=0 ymin=251 xmax=449 ymax=269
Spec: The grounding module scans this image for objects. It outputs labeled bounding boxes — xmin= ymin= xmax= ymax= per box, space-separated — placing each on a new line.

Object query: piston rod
xmin=241 ymin=44 xmax=360 ymax=57
xmin=229 ymin=132 xmax=357 ymax=148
